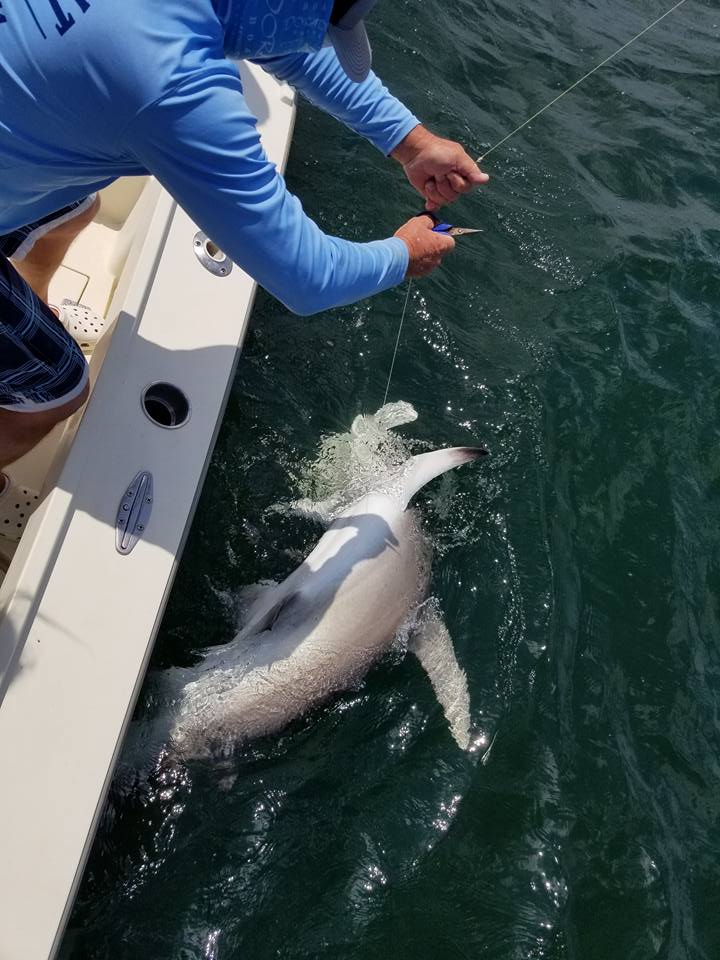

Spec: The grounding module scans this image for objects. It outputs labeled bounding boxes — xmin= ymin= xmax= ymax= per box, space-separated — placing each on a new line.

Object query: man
xmin=0 ymin=0 xmax=487 ymax=497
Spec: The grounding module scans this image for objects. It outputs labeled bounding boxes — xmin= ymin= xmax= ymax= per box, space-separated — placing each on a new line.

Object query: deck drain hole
xmin=142 ymin=382 xmax=190 ymax=429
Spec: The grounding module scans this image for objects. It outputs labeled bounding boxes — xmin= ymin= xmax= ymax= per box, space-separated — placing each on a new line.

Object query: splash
xmin=291 ymin=401 xmax=418 ymax=522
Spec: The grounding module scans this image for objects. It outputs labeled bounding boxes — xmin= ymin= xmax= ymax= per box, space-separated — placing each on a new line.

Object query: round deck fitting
xmin=193 ymin=231 xmax=233 ymax=277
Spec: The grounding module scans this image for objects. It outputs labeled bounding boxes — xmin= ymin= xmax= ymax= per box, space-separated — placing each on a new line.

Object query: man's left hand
xmin=391 ymin=125 xmax=489 ymax=211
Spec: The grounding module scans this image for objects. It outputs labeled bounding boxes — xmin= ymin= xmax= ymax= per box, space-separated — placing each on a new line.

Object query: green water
xmin=61 ymin=1 xmax=720 ymax=957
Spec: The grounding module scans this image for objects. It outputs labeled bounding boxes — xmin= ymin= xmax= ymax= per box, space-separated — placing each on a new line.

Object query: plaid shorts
xmin=0 ymin=195 xmax=96 ymax=262
xmin=0 ymin=198 xmax=94 ymax=412
xmin=0 ymin=255 xmax=87 ymax=412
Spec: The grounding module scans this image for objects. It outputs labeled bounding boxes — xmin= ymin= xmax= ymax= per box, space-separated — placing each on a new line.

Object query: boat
xmin=0 ymin=61 xmax=297 ymax=960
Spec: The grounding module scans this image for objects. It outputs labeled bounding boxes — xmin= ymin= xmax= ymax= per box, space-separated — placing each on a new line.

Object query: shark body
xmin=171 ymin=447 xmax=485 ymax=757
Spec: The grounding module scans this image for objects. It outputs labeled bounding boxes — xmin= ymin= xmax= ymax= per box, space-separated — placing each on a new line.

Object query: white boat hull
xmin=0 ymin=62 xmax=297 ymax=960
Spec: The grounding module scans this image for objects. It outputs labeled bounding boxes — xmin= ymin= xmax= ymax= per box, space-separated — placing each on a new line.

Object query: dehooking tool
xmin=416 ymin=210 xmax=482 ymax=237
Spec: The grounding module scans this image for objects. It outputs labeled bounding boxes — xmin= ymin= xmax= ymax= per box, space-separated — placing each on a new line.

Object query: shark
xmin=171 ymin=444 xmax=486 ymax=759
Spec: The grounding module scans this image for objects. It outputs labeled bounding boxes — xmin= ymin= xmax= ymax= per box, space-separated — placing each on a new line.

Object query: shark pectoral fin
xmin=255 ymin=591 xmax=301 ymax=633
xmin=237 ymin=580 xmax=303 ymax=638
xmin=237 ymin=580 xmax=278 ymax=616
xmin=409 ymin=606 xmax=472 ymax=751
xmin=400 ymin=447 xmax=488 ymax=510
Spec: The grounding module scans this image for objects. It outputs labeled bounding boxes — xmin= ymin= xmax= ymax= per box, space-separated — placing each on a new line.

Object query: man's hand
xmin=394 ymin=213 xmax=455 ymax=278
xmin=392 ymin=125 xmax=489 ymax=211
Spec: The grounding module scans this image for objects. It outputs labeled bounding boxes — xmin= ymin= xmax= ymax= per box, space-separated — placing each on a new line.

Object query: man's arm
xmin=253 ymin=46 xmax=420 ymax=155
xmin=125 ymin=67 xmax=409 ymax=316
xmin=256 ymin=47 xmax=489 ymax=208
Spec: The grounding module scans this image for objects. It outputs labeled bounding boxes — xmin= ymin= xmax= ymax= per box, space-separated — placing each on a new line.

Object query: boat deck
xmin=0 ymin=62 xmax=296 ymax=960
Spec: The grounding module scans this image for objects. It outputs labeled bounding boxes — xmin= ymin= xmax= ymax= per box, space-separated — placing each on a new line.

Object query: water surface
xmin=62 ymin=1 xmax=720 ymax=957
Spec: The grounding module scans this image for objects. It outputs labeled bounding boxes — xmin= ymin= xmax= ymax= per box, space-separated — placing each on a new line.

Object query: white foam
xmin=292 ymin=401 xmax=419 ymax=522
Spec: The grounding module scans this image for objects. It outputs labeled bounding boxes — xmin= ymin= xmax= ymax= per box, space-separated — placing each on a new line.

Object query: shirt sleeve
xmin=253 ymin=46 xmax=421 ymax=156
xmin=124 ymin=68 xmax=409 ymax=316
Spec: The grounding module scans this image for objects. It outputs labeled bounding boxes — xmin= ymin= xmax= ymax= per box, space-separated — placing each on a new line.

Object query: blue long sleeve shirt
xmin=0 ymin=0 xmax=419 ymax=314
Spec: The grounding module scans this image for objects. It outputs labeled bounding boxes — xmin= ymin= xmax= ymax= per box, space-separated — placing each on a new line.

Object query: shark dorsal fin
xmin=399 ymin=447 xmax=487 ymax=510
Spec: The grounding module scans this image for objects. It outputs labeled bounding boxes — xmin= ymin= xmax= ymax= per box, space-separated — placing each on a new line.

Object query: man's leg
xmin=12 ymin=194 xmax=100 ymax=302
xmin=0 ymin=252 xmax=90 ymax=475
xmin=0 ymin=195 xmax=100 ymax=474
xmin=0 ymin=384 xmax=89 ymax=470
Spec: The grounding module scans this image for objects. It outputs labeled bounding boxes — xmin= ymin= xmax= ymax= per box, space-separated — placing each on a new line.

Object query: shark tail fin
xmin=400 ymin=446 xmax=488 ymax=509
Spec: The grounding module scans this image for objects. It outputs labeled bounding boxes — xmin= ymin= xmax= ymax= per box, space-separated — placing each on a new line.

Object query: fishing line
xmin=382 ymin=0 xmax=690 ymax=402
xmin=383 ymin=279 xmax=413 ymax=405
xmin=476 ymin=0 xmax=690 ymax=163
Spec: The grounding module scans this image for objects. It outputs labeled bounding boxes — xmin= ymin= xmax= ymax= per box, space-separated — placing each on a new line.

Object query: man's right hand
xmin=394 ymin=213 xmax=455 ymax=279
